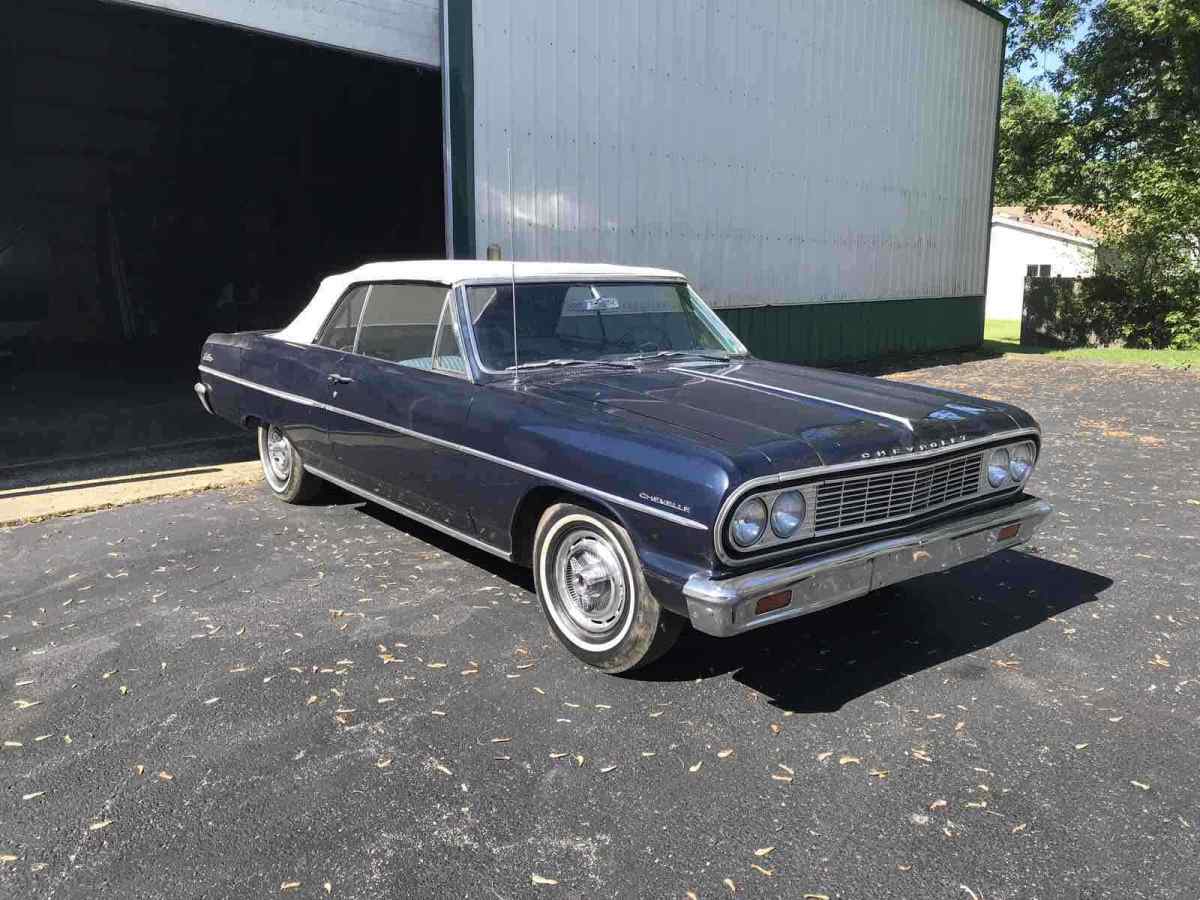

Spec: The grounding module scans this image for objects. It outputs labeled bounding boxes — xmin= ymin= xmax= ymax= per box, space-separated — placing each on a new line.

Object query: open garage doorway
xmin=1 ymin=0 xmax=445 ymax=483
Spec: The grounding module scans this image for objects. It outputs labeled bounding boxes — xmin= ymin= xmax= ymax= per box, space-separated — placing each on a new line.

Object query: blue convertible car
xmin=196 ymin=261 xmax=1052 ymax=672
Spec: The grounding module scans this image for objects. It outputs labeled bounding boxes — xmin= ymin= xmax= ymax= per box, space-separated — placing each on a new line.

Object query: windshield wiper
xmin=506 ymin=358 xmax=637 ymax=371
xmin=628 ymin=350 xmax=733 ymax=363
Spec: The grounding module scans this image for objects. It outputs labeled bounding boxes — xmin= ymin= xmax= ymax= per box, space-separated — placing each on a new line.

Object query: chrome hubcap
xmin=553 ymin=529 xmax=627 ymax=638
xmin=265 ymin=426 xmax=293 ymax=484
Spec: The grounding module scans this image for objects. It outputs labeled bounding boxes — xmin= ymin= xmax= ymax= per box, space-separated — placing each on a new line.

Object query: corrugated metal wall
xmin=468 ymin=0 xmax=1004 ymax=310
xmin=112 ymin=0 xmax=441 ymax=66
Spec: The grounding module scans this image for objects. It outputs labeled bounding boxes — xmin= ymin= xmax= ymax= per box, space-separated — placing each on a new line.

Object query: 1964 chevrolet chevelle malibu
xmin=196 ymin=261 xmax=1051 ymax=672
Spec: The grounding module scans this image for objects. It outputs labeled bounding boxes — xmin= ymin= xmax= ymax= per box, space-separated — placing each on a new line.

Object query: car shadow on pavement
xmin=638 ymin=551 xmax=1112 ymax=713
xmin=340 ymin=494 xmax=1110 ymax=714
xmin=342 ymin=493 xmax=536 ymax=591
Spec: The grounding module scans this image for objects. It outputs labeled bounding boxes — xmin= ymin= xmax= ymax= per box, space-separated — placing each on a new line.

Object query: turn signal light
xmin=754 ymin=590 xmax=792 ymax=616
xmin=997 ymin=523 xmax=1021 ymax=541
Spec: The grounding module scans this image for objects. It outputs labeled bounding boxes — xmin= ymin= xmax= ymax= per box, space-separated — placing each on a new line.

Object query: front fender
xmin=465 ymin=388 xmax=742 ymax=573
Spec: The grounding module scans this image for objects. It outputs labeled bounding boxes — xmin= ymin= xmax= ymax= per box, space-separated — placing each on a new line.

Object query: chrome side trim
xmin=669 ymin=366 xmax=915 ymax=431
xmin=685 ymin=497 xmax=1053 ymax=637
xmin=712 ymin=426 xmax=1041 ymax=566
xmin=305 ymin=465 xmax=512 ymax=561
xmin=198 ymin=365 xmax=708 ymax=531
xmin=199 ymin=366 xmax=320 ymax=409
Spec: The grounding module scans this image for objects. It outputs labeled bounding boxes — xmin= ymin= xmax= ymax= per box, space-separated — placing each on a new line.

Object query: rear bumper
xmin=683 ymin=496 xmax=1052 ymax=637
xmin=194 ymin=381 xmax=215 ymax=415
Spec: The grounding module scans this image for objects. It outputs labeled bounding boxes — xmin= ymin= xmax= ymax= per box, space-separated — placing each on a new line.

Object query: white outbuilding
xmin=985 ymin=206 xmax=1100 ymax=320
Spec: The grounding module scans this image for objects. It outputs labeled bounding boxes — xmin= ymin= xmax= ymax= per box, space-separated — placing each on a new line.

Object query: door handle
xmin=327 ymin=373 xmax=354 ymax=384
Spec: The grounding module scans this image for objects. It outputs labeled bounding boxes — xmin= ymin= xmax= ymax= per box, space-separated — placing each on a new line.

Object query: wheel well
xmin=509 ymin=487 xmax=620 ymax=566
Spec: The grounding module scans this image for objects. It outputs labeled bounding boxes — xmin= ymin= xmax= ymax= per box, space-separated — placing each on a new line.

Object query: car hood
xmin=525 ymin=358 xmax=1026 ymax=470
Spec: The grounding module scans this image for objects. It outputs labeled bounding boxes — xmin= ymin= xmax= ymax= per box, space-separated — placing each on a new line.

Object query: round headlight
xmin=987 ymin=448 xmax=1011 ymax=488
xmin=729 ymin=497 xmax=767 ymax=547
xmin=1009 ymin=442 xmax=1035 ymax=483
xmin=770 ymin=490 xmax=807 ymax=538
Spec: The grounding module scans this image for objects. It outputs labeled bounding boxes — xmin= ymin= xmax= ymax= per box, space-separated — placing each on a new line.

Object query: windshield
xmin=463 ymin=280 xmax=746 ymax=372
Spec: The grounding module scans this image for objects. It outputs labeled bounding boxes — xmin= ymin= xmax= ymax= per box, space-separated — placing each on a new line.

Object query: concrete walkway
xmin=0 ymin=460 xmax=261 ymax=526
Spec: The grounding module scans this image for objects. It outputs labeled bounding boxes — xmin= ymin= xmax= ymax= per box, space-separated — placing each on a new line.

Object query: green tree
xmin=984 ymin=0 xmax=1089 ymax=75
xmin=990 ymin=0 xmax=1200 ymax=348
xmin=1055 ymin=0 xmax=1200 ymax=346
xmin=994 ymin=77 xmax=1071 ymax=205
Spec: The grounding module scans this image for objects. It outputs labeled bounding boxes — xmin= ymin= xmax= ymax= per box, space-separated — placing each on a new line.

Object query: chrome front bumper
xmin=683 ymin=497 xmax=1053 ymax=637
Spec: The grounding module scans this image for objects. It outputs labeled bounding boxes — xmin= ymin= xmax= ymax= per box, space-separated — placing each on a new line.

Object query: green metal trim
xmin=442 ymin=0 xmax=475 ymax=259
xmin=715 ymin=297 xmax=985 ymax=366
xmin=953 ymin=0 xmax=1009 ymax=26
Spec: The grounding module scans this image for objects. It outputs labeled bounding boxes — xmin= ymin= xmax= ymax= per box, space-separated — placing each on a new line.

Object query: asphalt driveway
xmin=2 ymin=355 xmax=1198 ymax=899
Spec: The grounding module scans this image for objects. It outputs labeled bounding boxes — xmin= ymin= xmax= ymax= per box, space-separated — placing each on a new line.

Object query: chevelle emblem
xmin=860 ymin=434 xmax=967 ymax=460
xmin=639 ymin=492 xmax=692 ymax=515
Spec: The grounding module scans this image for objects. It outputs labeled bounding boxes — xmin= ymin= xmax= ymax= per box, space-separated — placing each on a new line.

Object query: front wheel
xmin=257 ymin=424 xmax=323 ymax=503
xmin=533 ymin=503 xmax=682 ymax=673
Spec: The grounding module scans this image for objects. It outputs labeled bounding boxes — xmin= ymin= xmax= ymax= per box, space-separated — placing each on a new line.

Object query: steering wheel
xmin=613 ymin=323 xmax=669 ymax=352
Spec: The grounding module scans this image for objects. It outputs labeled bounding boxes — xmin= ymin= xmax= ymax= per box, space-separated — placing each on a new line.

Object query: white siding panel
xmin=471 ymin=0 xmax=1002 ymax=307
xmin=113 ymin=0 xmax=440 ymax=67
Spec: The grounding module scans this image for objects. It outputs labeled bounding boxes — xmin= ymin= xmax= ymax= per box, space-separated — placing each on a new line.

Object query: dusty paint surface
xmin=1 ymin=355 xmax=1198 ymax=898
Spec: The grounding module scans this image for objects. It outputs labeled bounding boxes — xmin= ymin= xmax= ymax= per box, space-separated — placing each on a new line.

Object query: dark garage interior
xmin=1 ymin=0 xmax=445 ymax=479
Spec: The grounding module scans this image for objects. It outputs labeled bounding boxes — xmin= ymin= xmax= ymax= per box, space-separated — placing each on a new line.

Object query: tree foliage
xmin=984 ymin=0 xmax=1089 ymax=75
xmin=992 ymin=0 xmax=1200 ymax=348
xmin=994 ymin=77 xmax=1069 ymax=205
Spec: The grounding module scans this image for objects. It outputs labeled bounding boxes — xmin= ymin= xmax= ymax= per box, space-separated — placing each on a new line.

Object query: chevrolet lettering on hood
xmin=861 ymin=435 xmax=970 ymax=460
xmin=195 ymin=259 xmax=1052 ymax=674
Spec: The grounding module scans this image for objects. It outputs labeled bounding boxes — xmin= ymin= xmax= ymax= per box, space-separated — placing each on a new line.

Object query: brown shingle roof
xmin=993 ymin=205 xmax=1104 ymax=242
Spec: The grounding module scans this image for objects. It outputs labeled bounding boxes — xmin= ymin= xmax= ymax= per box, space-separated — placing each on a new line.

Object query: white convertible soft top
xmin=271 ymin=260 xmax=686 ymax=345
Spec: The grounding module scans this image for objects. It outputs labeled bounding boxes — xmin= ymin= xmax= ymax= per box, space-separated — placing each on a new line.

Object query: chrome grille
xmin=813 ymin=451 xmax=984 ymax=535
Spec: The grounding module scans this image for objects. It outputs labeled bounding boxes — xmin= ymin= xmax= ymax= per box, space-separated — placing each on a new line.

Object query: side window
xmin=315 ymin=285 xmax=368 ymax=351
xmin=355 ymin=282 xmax=449 ymax=367
xmin=431 ymin=299 xmax=467 ymax=376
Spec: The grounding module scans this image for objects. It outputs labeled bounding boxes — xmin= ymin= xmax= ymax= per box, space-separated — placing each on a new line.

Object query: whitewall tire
xmin=257 ymin=424 xmax=323 ymax=504
xmin=533 ymin=503 xmax=682 ymax=673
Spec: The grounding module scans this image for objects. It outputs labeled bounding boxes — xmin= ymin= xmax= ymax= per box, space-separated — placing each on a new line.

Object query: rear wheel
xmin=533 ymin=503 xmax=682 ymax=673
xmin=257 ymin=424 xmax=323 ymax=503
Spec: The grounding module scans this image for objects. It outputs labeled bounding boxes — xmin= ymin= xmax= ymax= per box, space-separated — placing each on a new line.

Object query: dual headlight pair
xmin=729 ymin=490 xmax=806 ymax=548
xmin=728 ymin=439 xmax=1039 ymax=552
xmin=987 ymin=441 xmax=1036 ymax=488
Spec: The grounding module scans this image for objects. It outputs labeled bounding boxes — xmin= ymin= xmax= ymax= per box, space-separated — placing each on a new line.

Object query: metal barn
xmin=2 ymin=0 xmax=1004 ymax=371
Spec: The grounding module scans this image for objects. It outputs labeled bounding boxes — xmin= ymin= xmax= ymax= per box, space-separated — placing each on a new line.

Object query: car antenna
xmin=508 ymin=141 xmax=519 ymax=379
